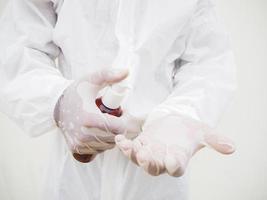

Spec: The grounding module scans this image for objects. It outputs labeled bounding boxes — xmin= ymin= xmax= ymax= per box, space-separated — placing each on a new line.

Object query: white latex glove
xmin=115 ymin=110 xmax=235 ymax=177
xmin=54 ymin=69 xmax=143 ymax=163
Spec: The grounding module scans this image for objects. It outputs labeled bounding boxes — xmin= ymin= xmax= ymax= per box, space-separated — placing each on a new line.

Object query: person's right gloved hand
xmin=54 ymin=68 xmax=143 ymax=163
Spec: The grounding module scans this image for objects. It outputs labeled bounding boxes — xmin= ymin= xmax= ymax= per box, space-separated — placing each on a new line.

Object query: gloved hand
xmin=54 ymin=68 xmax=143 ymax=163
xmin=115 ymin=109 xmax=235 ymax=176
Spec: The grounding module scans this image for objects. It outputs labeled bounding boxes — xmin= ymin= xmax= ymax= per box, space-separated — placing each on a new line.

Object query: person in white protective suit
xmin=0 ymin=0 xmax=237 ymax=199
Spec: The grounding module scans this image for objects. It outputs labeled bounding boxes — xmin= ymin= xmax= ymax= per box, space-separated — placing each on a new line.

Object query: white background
xmin=0 ymin=0 xmax=266 ymax=199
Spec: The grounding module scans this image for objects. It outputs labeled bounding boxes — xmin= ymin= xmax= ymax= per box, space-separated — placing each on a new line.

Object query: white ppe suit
xmin=0 ymin=0 xmax=236 ymax=199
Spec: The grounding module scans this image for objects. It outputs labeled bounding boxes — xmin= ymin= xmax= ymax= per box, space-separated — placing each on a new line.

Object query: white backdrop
xmin=0 ymin=0 xmax=266 ymax=200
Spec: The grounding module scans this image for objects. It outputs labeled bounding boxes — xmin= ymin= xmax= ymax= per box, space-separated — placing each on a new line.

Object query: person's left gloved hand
xmin=115 ymin=110 xmax=235 ymax=177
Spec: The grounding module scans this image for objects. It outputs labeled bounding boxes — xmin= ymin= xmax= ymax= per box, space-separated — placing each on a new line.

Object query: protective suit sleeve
xmin=158 ymin=0 xmax=237 ymax=127
xmin=0 ymin=0 xmax=73 ymax=137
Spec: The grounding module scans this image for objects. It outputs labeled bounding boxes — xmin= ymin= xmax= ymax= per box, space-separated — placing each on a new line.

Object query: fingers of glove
xmin=73 ymin=146 xmax=98 ymax=155
xmin=116 ymin=135 xmax=148 ymax=165
xmin=80 ymin=126 xmax=115 ymax=143
xmin=77 ymin=131 xmax=115 ymax=152
xmin=115 ymin=135 xmax=134 ymax=158
xmin=164 ymin=145 xmax=189 ymax=177
xmin=116 ymin=135 xmax=165 ymax=176
xmin=70 ymin=132 xmax=112 ymax=153
xmin=80 ymin=107 xmax=143 ymax=136
xmin=146 ymin=158 xmax=166 ymax=176
xmin=137 ymin=142 xmax=166 ymax=176
xmin=70 ymin=137 xmax=98 ymax=154
xmin=81 ymin=113 xmax=125 ymax=135
xmin=70 ymin=133 xmax=113 ymax=154
xmin=85 ymin=140 xmax=115 ymax=151
xmin=100 ymin=114 xmax=127 ymax=134
xmin=87 ymin=68 xmax=129 ymax=87
xmin=129 ymin=137 xmax=144 ymax=165
xmin=204 ymin=133 xmax=236 ymax=155
xmin=98 ymin=112 xmax=143 ymax=138
xmin=136 ymin=147 xmax=165 ymax=176
xmin=121 ymin=111 xmax=145 ymax=134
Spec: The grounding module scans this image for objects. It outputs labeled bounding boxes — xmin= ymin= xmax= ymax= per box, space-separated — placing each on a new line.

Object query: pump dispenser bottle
xmin=95 ymin=82 xmax=129 ymax=117
xmin=95 ymin=43 xmax=138 ymax=117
